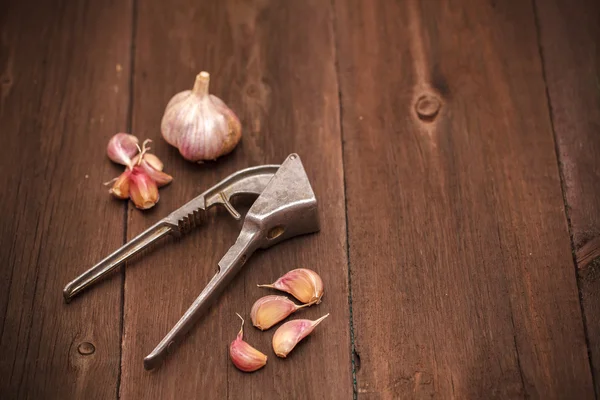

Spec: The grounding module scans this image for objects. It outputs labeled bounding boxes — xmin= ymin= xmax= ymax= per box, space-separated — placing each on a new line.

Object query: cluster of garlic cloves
xmin=105 ymin=133 xmax=172 ymax=210
xmin=161 ymin=71 xmax=242 ymax=163
xmin=230 ymin=268 xmax=328 ymax=372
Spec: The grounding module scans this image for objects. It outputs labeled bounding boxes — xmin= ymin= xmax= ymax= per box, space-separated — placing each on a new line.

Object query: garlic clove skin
xmin=131 ymin=152 xmax=164 ymax=171
xmin=258 ymin=268 xmax=324 ymax=304
xmin=229 ymin=314 xmax=267 ymax=372
xmin=161 ymin=71 xmax=242 ymax=162
xmin=109 ymin=170 xmax=132 ymax=199
xmin=138 ymin=158 xmax=172 ymax=187
xmin=142 ymin=153 xmax=164 ymax=171
xmin=129 ymin=167 xmax=159 ymax=209
xmin=250 ymin=295 xmax=310 ymax=331
xmin=272 ymin=314 xmax=330 ymax=358
xmin=107 ymin=133 xmax=139 ymax=168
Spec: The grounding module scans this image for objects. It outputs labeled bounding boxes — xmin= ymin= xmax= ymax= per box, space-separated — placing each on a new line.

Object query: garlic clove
xmin=131 ymin=152 xmax=164 ymax=171
xmin=142 ymin=153 xmax=164 ymax=171
xmin=161 ymin=71 xmax=242 ymax=162
xmin=229 ymin=313 xmax=267 ymax=372
xmin=107 ymin=133 xmax=139 ymax=168
xmin=139 ymin=158 xmax=173 ymax=187
xmin=272 ymin=314 xmax=330 ymax=358
xmin=109 ymin=170 xmax=132 ymax=199
xmin=250 ymin=295 xmax=310 ymax=331
xmin=129 ymin=167 xmax=159 ymax=209
xmin=258 ymin=268 xmax=324 ymax=304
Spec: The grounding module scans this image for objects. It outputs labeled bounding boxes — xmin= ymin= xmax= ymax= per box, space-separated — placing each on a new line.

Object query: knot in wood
xmin=415 ymin=94 xmax=441 ymax=121
xmin=77 ymin=342 xmax=96 ymax=355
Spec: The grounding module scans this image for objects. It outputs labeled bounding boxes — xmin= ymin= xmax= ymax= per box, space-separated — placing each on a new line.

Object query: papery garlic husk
xmin=258 ymin=268 xmax=324 ymax=304
xmin=161 ymin=71 xmax=242 ymax=162
xmin=250 ymin=295 xmax=311 ymax=331
xmin=109 ymin=169 xmax=132 ymax=199
xmin=272 ymin=314 xmax=330 ymax=358
xmin=129 ymin=167 xmax=159 ymax=209
xmin=229 ymin=313 xmax=267 ymax=372
xmin=107 ymin=133 xmax=139 ymax=167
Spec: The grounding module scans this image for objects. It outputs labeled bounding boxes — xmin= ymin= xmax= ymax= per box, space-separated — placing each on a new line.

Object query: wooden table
xmin=1 ymin=0 xmax=598 ymax=398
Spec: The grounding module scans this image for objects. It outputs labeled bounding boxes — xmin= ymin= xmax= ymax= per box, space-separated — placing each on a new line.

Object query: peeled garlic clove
xmin=229 ymin=313 xmax=267 ymax=372
xmin=139 ymin=158 xmax=172 ymax=187
xmin=161 ymin=71 xmax=242 ymax=162
xmin=250 ymin=295 xmax=310 ymax=331
xmin=107 ymin=133 xmax=139 ymax=167
xmin=258 ymin=268 xmax=324 ymax=304
xmin=109 ymin=170 xmax=132 ymax=199
xmin=129 ymin=167 xmax=159 ymax=210
xmin=272 ymin=314 xmax=330 ymax=358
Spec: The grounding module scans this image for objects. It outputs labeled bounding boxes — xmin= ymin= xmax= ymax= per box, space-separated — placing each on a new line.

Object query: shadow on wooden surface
xmin=535 ymin=0 xmax=600 ymax=395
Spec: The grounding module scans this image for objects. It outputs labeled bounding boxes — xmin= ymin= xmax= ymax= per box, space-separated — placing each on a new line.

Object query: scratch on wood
xmin=576 ymin=237 xmax=600 ymax=270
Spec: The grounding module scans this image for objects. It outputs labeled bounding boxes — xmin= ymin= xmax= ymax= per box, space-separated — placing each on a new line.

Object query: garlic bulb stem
xmin=192 ymin=72 xmax=210 ymax=96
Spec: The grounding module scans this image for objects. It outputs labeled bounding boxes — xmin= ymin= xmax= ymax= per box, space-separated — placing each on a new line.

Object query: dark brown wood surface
xmin=1 ymin=0 xmax=598 ymax=398
xmin=535 ymin=0 xmax=600 ymax=394
xmin=0 ymin=0 xmax=132 ymax=398
xmin=334 ymin=0 xmax=594 ymax=398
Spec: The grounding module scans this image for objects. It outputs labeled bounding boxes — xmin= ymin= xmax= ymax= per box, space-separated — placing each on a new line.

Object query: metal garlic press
xmin=63 ymin=154 xmax=319 ymax=370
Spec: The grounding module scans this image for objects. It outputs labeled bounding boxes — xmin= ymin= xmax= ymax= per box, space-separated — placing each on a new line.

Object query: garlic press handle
xmin=62 ymin=164 xmax=279 ymax=303
xmin=144 ymin=228 xmax=261 ymax=370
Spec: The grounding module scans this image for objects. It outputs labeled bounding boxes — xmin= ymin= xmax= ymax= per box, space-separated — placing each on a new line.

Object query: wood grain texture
xmin=0 ymin=0 xmax=132 ymax=398
xmin=334 ymin=0 xmax=594 ymax=398
xmin=535 ymin=0 xmax=600 ymax=394
xmin=119 ymin=1 xmax=352 ymax=398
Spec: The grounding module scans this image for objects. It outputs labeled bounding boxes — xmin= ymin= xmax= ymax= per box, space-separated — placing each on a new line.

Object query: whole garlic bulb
xmin=161 ymin=71 xmax=242 ymax=162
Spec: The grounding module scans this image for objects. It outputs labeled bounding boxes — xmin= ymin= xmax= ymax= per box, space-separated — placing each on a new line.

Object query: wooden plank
xmin=535 ymin=0 xmax=600 ymax=393
xmin=334 ymin=0 xmax=594 ymax=398
xmin=119 ymin=1 xmax=352 ymax=398
xmin=0 ymin=0 xmax=132 ymax=398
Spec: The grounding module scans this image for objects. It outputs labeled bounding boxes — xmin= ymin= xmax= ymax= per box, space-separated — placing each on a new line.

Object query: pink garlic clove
xmin=138 ymin=158 xmax=173 ymax=187
xmin=229 ymin=314 xmax=267 ymax=372
xmin=258 ymin=268 xmax=324 ymax=304
xmin=142 ymin=153 xmax=164 ymax=171
xmin=129 ymin=167 xmax=159 ymax=210
xmin=107 ymin=133 xmax=139 ymax=168
xmin=131 ymin=152 xmax=164 ymax=171
xmin=250 ymin=295 xmax=310 ymax=331
xmin=272 ymin=314 xmax=330 ymax=358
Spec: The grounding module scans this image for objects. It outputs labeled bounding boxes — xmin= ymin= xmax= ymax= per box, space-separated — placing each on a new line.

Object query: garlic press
xmin=63 ymin=154 xmax=319 ymax=369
